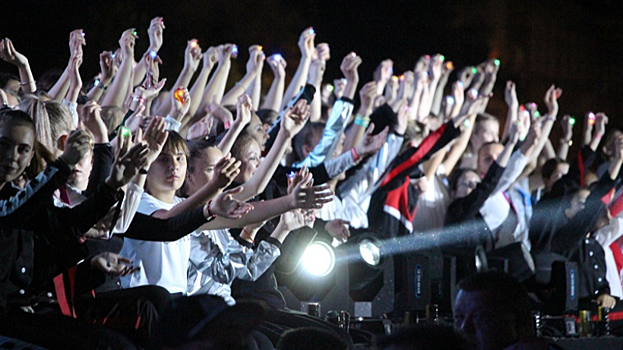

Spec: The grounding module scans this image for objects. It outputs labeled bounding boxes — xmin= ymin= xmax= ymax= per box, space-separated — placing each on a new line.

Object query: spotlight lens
xmin=302 ymin=242 xmax=335 ymax=277
xmin=359 ymin=239 xmax=381 ymax=266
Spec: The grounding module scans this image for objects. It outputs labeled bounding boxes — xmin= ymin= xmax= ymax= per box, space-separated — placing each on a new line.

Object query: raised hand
xmin=60 ymin=129 xmax=93 ymax=167
xmin=457 ymin=66 xmax=476 ymax=89
xmin=560 ymin=115 xmax=574 ymax=143
xmin=429 ymin=54 xmax=444 ymax=81
xmin=246 ymin=45 xmax=265 ymax=76
xmin=187 ymin=117 xmax=211 ymax=140
xmin=98 ymin=51 xmax=115 ymax=85
xmin=203 ymin=46 xmax=219 ymax=68
xmin=105 ymin=136 xmax=149 ymax=189
xmin=217 ymin=44 xmax=235 ymax=65
xmin=184 ymin=39 xmax=203 ymax=72
xmin=170 ymin=86 xmax=191 ymax=120
xmin=504 ymin=81 xmax=518 ymax=108
xmin=236 ymin=94 xmax=253 ymax=126
xmin=414 ymin=55 xmax=430 ymax=73
xmin=281 ymin=99 xmax=311 ymax=137
xmin=316 ymin=43 xmax=330 ymax=62
xmin=69 ymin=29 xmax=86 ymax=58
xmin=206 ymin=186 xmax=254 ymax=219
xmin=140 ymin=116 xmax=168 ymax=166
xmin=308 ymin=58 xmax=326 ymax=87
xmin=207 ymin=101 xmax=234 ymax=125
xmin=359 ymin=81 xmax=377 ymax=116
xmin=543 ymin=84 xmax=563 ymax=117
xmin=209 ymin=153 xmax=241 ymax=189
xmin=355 ymin=123 xmax=390 ymax=157
xmin=0 ymin=38 xmax=29 ymax=67
xmin=267 ymin=53 xmax=287 ymax=79
xmin=147 ymin=16 xmax=165 ymax=51
xmin=119 ymin=29 xmax=138 ymax=58
xmin=79 ymin=101 xmax=108 ymax=143
xmin=290 ymin=172 xmax=333 ymax=210
xmin=594 ymin=113 xmax=608 ymax=138
xmin=298 ymin=27 xmax=316 ymax=59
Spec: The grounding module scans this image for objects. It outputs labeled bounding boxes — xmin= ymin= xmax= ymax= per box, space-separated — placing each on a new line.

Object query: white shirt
xmin=119 ymin=193 xmax=190 ymax=294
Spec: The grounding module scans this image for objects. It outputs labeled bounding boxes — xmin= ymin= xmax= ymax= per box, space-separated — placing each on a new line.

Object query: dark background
xmin=1 ymin=0 xmax=622 ymax=135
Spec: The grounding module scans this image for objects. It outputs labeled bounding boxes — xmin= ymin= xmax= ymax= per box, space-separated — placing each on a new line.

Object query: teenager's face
xmin=0 ymin=124 xmax=35 ymax=186
xmin=186 ymin=147 xmax=223 ymax=196
xmin=235 ymin=139 xmax=261 ymax=184
xmin=472 ymin=120 xmax=499 ymax=150
xmin=67 ymin=149 xmax=93 ymax=191
xmin=147 ymin=148 xmax=187 ymax=194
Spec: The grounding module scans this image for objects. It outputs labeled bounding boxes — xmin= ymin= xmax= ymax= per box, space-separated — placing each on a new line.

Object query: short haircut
xmin=293 ymin=122 xmax=325 ymax=161
xmin=376 ymin=324 xmax=472 ymax=350
xmin=231 ymin=133 xmax=259 ymax=161
xmin=187 ymin=137 xmax=218 ymax=173
xmin=276 ymin=327 xmax=348 ymax=350
xmin=162 ymin=131 xmax=190 ymax=161
xmin=457 ymin=271 xmax=534 ymax=338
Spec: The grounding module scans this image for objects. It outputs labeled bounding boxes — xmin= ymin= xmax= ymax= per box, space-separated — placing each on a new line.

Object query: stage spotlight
xmin=276 ymin=230 xmax=352 ymax=318
xmin=359 ymin=239 xmax=381 ymax=266
xmin=344 ymin=232 xmax=394 ymax=318
xmin=301 ymin=241 xmax=336 ymax=277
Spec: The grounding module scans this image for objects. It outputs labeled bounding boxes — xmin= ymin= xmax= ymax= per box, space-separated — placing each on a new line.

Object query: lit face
xmin=186 ymin=147 xmax=223 ymax=196
xmin=3 ymin=79 xmax=20 ymax=95
xmin=67 ymin=149 xmax=93 ymax=191
xmin=543 ymin=163 xmax=569 ymax=191
xmin=147 ymin=148 xmax=187 ymax=196
xmin=454 ymin=290 xmax=518 ymax=350
xmin=247 ymin=114 xmax=269 ymax=151
xmin=455 ymin=170 xmax=481 ymax=199
xmin=0 ymin=124 xmax=35 ymax=187
xmin=472 ymin=120 xmax=499 ymax=151
xmin=235 ymin=139 xmax=261 ymax=184
xmin=477 ymin=143 xmax=504 ymax=176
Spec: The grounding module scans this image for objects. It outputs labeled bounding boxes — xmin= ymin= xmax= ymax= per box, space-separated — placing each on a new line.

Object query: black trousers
xmin=75 ymin=285 xmax=172 ymax=348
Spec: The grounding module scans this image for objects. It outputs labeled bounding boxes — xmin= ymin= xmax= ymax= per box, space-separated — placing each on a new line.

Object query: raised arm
xmin=557 ymin=115 xmax=575 ymax=160
xmin=100 ymin=29 xmax=137 ymax=108
xmin=261 ymin=53 xmax=287 ymax=112
xmin=217 ymin=94 xmax=253 ymax=155
xmin=188 ymin=47 xmax=218 ymax=118
xmin=221 ymin=45 xmax=264 ymax=106
xmin=281 ymin=27 xmax=315 ymax=111
xmin=132 ymin=17 xmax=164 ymax=88
xmin=244 ymin=45 xmax=265 ymax=111
xmin=233 ymin=99 xmax=311 ymax=201
xmin=48 ymin=30 xmax=85 ymax=100
xmin=0 ymin=38 xmax=36 ymax=94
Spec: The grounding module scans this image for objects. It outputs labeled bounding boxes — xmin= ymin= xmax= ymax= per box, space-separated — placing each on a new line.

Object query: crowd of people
xmin=0 ymin=16 xmax=621 ymax=350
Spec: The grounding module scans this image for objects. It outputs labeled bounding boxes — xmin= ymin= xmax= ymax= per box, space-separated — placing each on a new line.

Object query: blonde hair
xmin=19 ymin=95 xmax=73 ymax=154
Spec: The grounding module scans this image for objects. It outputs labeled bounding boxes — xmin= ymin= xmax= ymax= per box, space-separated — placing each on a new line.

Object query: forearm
xmin=206 ymin=196 xmax=294 ymax=229
xmin=152 ymin=183 xmax=220 ymax=220
xmin=221 ymin=72 xmax=257 ymax=106
xmin=309 ymin=87 xmax=322 ymax=122
xmin=234 ymin=132 xmax=291 ymax=201
xmin=131 ymin=55 xmax=148 ymax=88
xmin=502 ymin=104 xmax=518 ymax=141
xmin=270 ymin=220 xmax=291 ymax=243
xmin=246 ymin=73 xmax=262 ymax=111
xmin=261 ymin=74 xmax=285 ymax=112
xmin=217 ymin=120 xmax=246 ymax=155
xmin=528 ymin=119 xmax=555 ymax=162
xmin=47 ymin=67 xmax=70 ymax=100
xmin=188 ymin=63 xmax=214 ymax=117
xmin=196 ymin=61 xmax=231 ymax=114
xmin=101 ymin=59 xmax=132 ymax=107
xmin=430 ymin=75 xmax=449 ymax=116
xmin=442 ymin=113 xmax=476 ymax=174
xmin=86 ymin=76 xmax=111 ymax=103
xmin=17 ymin=61 xmax=36 ymax=94
xmin=281 ymin=57 xmax=312 ymax=111
xmin=123 ymin=207 xmax=208 ymax=241
xmin=556 ymin=139 xmax=570 ymax=160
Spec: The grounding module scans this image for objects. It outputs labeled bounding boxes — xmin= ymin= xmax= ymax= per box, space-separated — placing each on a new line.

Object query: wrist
xmin=105 ymin=176 xmax=123 ymax=189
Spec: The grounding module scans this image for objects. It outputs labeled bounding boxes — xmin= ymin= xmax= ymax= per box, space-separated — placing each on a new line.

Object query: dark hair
xmin=376 ymin=324 xmax=473 ymax=350
xmin=161 ymin=131 xmax=190 ymax=161
xmin=36 ymin=68 xmax=64 ymax=93
xmin=457 ymin=271 xmax=534 ymax=338
xmin=256 ymin=109 xmax=279 ymax=127
xmin=276 ymin=327 xmax=348 ymax=350
xmin=541 ymin=158 xmax=568 ymax=180
xmin=293 ymin=122 xmax=325 ymax=161
xmin=448 ymin=168 xmax=479 ymax=194
xmin=187 ymin=137 xmax=219 ymax=173
xmin=0 ymin=109 xmax=44 ymax=180
xmin=0 ymin=72 xmax=19 ymax=91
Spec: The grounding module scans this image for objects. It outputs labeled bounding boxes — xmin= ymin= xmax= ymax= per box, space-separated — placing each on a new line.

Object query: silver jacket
xmin=187 ymin=229 xmax=280 ymax=305
xmin=338 ymin=133 xmax=404 ymax=229
xmin=294 ymin=98 xmax=353 ymax=168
